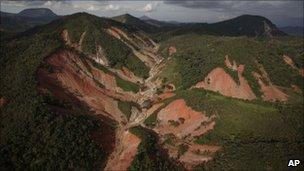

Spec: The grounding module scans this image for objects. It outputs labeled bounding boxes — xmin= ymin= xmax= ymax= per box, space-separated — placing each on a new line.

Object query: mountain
xmin=140 ymin=15 xmax=177 ymax=27
xmin=139 ymin=15 xmax=152 ymax=21
xmin=112 ymin=13 xmax=161 ymax=33
xmin=209 ymin=14 xmax=286 ymax=37
xmin=1 ymin=10 xmax=303 ymax=171
xmin=115 ymin=14 xmax=288 ymax=37
xmin=279 ymin=26 xmax=303 ymax=37
xmin=0 ymin=8 xmax=59 ymax=32
xmin=18 ymin=8 xmax=57 ymax=19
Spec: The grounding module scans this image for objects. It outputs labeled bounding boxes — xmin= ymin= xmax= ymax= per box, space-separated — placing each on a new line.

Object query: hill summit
xmin=210 ymin=14 xmax=286 ymax=36
xmin=18 ymin=8 xmax=57 ymax=19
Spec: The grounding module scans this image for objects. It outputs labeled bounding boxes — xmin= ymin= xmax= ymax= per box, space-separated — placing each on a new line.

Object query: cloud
xmin=163 ymin=0 xmax=303 ymax=26
xmin=105 ymin=4 xmax=120 ymax=11
xmin=164 ymin=0 xmax=303 ymax=16
xmin=143 ymin=3 xmax=153 ymax=12
xmin=217 ymin=15 xmax=231 ymax=21
xmin=163 ymin=1 xmax=234 ymax=10
xmin=142 ymin=2 xmax=160 ymax=12
xmin=87 ymin=5 xmax=98 ymax=11
xmin=44 ymin=1 xmax=53 ymax=6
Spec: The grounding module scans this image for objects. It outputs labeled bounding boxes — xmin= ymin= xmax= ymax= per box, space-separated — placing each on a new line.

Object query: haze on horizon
xmin=1 ymin=0 xmax=303 ymax=27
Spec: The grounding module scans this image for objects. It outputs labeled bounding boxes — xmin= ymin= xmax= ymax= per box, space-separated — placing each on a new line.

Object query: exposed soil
xmin=37 ymin=28 xmax=222 ymax=171
xmin=224 ymin=55 xmax=237 ymax=71
xmin=283 ymin=54 xmax=304 ymax=77
xmin=283 ymin=55 xmax=296 ymax=69
xmin=252 ymin=71 xmax=288 ymax=101
xmin=300 ymin=69 xmax=304 ymax=77
xmin=155 ymin=99 xmax=215 ymax=138
xmin=179 ymin=143 xmax=220 ymax=169
xmin=38 ymin=50 xmax=129 ymax=122
xmin=194 ymin=67 xmax=256 ymax=100
xmin=291 ymin=84 xmax=301 ymax=93
xmin=104 ymin=130 xmax=141 ymax=171
xmin=168 ymin=46 xmax=177 ymax=56
xmin=0 ymin=97 xmax=6 ymax=107
xmin=156 ymin=92 xmax=176 ymax=102
xmin=252 ymin=60 xmax=288 ymax=101
xmin=194 ymin=56 xmax=256 ymax=100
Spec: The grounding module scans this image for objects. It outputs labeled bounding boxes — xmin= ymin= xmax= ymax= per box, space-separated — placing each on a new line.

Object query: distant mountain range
xmin=0 ymin=8 xmax=59 ymax=32
xmin=1 ymin=8 xmax=301 ymax=37
xmin=111 ymin=13 xmax=286 ymax=37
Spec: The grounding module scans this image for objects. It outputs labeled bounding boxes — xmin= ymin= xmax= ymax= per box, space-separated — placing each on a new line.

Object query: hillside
xmin=140 ymin=15 xmax=177 ymax=27
xmin=0 ymin=12 xmax=163 ymax=170
xmin=1 ymin=9 xmax=303 ymax=171
xmin=112 ymin=13 xmax=161 ymax=34
xmin=209 ymin=15 xmax=286 ymax=37
xmin=153 ymin=15 xmax=287 ymax=41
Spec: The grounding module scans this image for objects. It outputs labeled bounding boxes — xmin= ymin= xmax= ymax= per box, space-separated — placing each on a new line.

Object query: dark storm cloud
xmin=164 ymin=0 xmax=302 ymax=13
xmin=164 ymin=0 xmax=303 ymax=26
xmin=164 ymin=1 xmax=234 ymax=10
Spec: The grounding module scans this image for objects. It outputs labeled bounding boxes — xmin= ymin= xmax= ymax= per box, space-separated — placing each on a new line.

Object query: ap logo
xmin=288 ymin=160 xmax=300 ymax=167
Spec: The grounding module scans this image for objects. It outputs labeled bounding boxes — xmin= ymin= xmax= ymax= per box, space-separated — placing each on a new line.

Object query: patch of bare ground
xmin=0 ymin=98 xmax=7 ymax=107
xmin=168 ymin=46 xmax=177 ymax=56
xmin=39 ymin=27 xmax=222 ymax=170
xmin=156 ymin=92 xmax=176 ymax=102
xmin=252 ymin=71 xmax=288 ymax=101
xmin=193 ymin=56 xmax=256 ymax=100
xmin=193 ymin=67 xmax=256 ymax=100
xmin=253 ymin=60 xmax=288 ymax=101
xmin=38 ymin=49 xmax=136 ymax=123
xmin=179 ymin=143 xmax=220 ymax=170
xmin=154 ymin=99 xmax=215 ymax=138
xmin=291 ymin=84 xmax=302 ymax=93
xmin=104 ymin=130 xmax=141 ymax=171
xmin=283 ymin=54 xmax=304 ymax=77
xmin=151 ymin=99 xmax=220 ymax=169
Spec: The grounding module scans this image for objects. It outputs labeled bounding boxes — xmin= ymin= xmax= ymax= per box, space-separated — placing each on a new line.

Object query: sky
xmin=1 ymin=0 xmax=303 ymax=27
